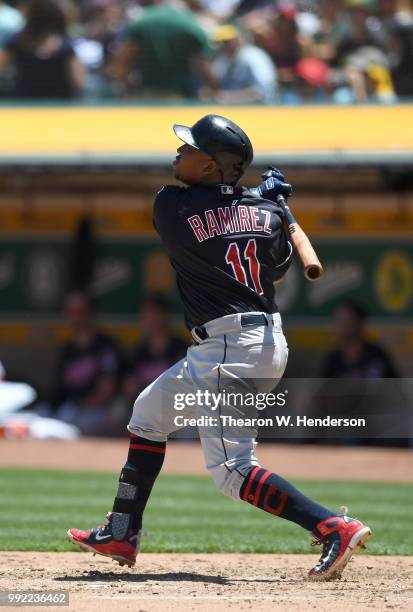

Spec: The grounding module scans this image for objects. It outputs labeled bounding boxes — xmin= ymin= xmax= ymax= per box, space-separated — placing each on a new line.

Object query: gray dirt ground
xmin=1 ymin=552 xmax=412 ymax=612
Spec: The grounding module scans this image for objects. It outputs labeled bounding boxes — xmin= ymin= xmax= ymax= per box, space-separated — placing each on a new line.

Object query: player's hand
xmin=253 ymin=166 xmax=292 ymax=200
xmin=261 ymin=166 xmax=287 ymax=183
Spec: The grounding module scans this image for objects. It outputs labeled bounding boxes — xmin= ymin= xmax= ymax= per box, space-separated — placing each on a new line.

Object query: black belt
xmin=194 ymin=313 xmax=269 ymax=341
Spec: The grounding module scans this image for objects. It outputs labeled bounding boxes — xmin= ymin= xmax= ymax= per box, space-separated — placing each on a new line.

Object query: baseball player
xmin=68 ymin=115 xmax=371 ymax=580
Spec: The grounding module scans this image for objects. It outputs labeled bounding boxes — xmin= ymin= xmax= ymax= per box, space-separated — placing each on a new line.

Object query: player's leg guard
xmin=240 ymin=467 xmax=335 ymax=531
xmin=111 ymin=434 xmax=166 ymax=536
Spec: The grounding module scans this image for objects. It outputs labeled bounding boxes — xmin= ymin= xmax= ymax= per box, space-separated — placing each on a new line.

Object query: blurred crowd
xmin=34 ymin=292 xmax=189 ymax=436
xmin=0 ymin=291 xmax=400 ymax=440
xmin=0 ymin=0 xmax=412 ymax=103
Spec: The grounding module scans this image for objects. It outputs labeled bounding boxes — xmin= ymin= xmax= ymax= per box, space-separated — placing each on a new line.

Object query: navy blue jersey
xmin=153 ymin=183 xmax=293 ymax=329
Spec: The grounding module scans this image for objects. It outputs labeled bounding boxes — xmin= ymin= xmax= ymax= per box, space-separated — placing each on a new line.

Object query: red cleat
xmin=67 ymin=513 xmax=141 ymax=567
xmin=308 ymin=513 xmax=372 ymax=580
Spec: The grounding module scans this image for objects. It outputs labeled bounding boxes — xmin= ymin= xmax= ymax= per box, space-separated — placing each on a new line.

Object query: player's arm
xmin=258 ymin=167 xmax=323 ymax=281
xmin=250 ymin=166 xmax=294 ymax=279
xmin=271 ymin=212 xmax=294 ymax=282
xmin=273 ymin=237 xmax=293 ymax=282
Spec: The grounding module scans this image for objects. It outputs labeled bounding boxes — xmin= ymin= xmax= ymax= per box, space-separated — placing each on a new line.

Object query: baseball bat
xmin=276 ymin=194 xmax=323 ymax=281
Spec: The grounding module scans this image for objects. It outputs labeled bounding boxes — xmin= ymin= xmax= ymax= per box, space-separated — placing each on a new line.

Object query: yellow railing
xmin=1 ymin=105 xmax=412 ymax=158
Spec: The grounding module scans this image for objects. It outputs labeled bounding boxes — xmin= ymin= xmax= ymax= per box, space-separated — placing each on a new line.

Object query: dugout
xmin=0 ymin=104 xmax=412 ymax=396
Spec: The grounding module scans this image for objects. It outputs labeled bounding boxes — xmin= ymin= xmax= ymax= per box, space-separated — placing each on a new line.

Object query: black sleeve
xmin=273 ymin=198 xmax=291 ymax=223
xmin=253 ymin=194 xmax=294 ymax=281
xmin=250 ymin=187 xmax=291 ymax=223
xmin=153 ymin=185 xmax=187 ymax=238
xmin=271 ymin=211 xmax=293 ymax=281
xmin=273 ymin=235 xmax=293 ymax=281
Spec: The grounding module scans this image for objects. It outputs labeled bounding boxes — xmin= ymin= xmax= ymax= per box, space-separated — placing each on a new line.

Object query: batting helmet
xmin=173 ymin=114 xmax=253 ymax=185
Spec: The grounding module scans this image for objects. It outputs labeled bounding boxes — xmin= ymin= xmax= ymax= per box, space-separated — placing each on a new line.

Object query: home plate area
xmin=1 ymin=552 xmax=412 ymax=612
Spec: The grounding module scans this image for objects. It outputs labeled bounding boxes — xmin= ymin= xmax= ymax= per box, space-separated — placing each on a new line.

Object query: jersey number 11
xmin=225 ymin=239 xmax=263 ymax=295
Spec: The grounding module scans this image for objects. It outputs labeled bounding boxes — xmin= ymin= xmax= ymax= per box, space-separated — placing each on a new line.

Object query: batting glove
xmin=251 ymin=166 xmax=292 ymax=200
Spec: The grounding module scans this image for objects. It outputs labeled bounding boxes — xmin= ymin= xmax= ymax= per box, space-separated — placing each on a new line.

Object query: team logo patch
xmin=220 ymin=185 xmax=234 ymax=195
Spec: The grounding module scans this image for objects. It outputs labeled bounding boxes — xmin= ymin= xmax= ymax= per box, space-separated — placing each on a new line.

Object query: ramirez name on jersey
xmin=153 ymin=184 xmax=293 ymax=329
xmin=188 ymin=202 xmax=272 ymax=243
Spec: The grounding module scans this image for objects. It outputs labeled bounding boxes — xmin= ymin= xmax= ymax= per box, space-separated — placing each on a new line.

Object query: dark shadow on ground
xmin=54 ymin=570 xmax=230 ymax=585
xmin=55 ymin=570 xmax=280 ymax=584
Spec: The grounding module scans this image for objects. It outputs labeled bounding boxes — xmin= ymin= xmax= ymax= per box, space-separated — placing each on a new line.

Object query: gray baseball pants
xmin=128 ymin=312 xmax=288 ymax=499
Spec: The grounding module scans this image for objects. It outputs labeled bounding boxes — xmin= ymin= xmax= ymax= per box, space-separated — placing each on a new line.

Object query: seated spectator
xmin=54 ymin=292 xmax=121 ymax=436
xmin=202 ymin=24 xmax=278 ymax=103
xmin=109 ymin=0 xmax=214 ymax=98
xmin=122 ymin=294 xmax=188 ymax=402
xmin=332 ymin=0 xmax=396 ymax=101
xmin=253 ymin=7 xmax=304 ymax=91
xmin=323 ymin=300 xmax=397 ymax=378
xmin=72 ymin=0 xmax=128 ymax=99
xmin=319 ymin=300 xmax=407 ymax=447
xmin=311 ymin=0 xmax=353 ymax=64
xmin=293 ymin=56 xmax=331 ymax=100
xmin=339 ymin=0 xmax=390 ymax=56
xmin=0 ymin=0 xmax=85 ymax=99
xmin=345 ymin=45 xmax=397 ymax=101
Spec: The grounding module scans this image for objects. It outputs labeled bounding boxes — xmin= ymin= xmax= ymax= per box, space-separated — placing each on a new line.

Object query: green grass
xmin=0 ymin=468 xmax=412 ymax=555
